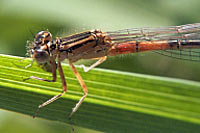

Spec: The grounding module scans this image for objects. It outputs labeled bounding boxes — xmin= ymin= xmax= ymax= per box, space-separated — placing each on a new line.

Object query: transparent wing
xmin=107 ymin=23 xmax=200 ymax=43
xmin=154 ymin=48 xmax=200 ymax=62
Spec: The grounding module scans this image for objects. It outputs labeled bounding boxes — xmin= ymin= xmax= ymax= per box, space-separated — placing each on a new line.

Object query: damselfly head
xmin=34 ymin=31 xmax=52 ymax=46
xmin=27 ymin=31 xmax=52 ymax=64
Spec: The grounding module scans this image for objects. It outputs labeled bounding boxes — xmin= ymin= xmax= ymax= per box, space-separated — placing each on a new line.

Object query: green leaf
xmin=0 ymin=54 xmax=200 ymax=133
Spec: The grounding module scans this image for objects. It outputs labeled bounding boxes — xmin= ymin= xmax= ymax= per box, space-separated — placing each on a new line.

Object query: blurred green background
xmin=1 ymin=0 xmax=200 ymax=132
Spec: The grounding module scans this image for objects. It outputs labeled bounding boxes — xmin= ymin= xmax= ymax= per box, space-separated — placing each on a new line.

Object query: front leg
xmin=13 ymin=58 xmax=34 ymax=69
xmin=24 ymin=57 xmax=57 ymax=82
xmin=33 ymin=55 xmax=67 ymax=118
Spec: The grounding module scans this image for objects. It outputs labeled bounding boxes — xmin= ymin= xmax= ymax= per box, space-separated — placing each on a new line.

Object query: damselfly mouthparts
xmin=25 ymin=23 xmax=200 ymax=119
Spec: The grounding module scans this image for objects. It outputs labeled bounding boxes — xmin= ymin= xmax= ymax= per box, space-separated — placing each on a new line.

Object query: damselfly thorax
xmin=25 ymin=23 xmax=200 ymax=120
xmin=29 ymin=29 xmax=112 ymax=64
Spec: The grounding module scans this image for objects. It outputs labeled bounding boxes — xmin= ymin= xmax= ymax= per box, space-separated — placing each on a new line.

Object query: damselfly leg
xmin=13 ymin=57 xmax=34 ymax=69
xmin=80 ymin=56 xmax=107 ymax=72
xmin=23 ymin=57 xmax=57 ymax=82
xmin=69 ymin=60 xmax=88 ymax=119
xmin=32 ymin=55 xmax=67 ymax=118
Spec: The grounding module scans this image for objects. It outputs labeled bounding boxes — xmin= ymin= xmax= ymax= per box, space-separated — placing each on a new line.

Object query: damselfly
xmin=25 ymin=23 xmax=200 ymax=119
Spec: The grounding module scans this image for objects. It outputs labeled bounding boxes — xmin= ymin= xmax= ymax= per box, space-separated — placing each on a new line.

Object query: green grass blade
xmin=0 ymin=54 xmax=200 ymax=133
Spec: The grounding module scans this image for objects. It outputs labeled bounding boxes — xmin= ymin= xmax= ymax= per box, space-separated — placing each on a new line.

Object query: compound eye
xmin=34 ymin=31 xmax=52 ymax=45
xmin=35 ymin=37 xmax=43 ymax=44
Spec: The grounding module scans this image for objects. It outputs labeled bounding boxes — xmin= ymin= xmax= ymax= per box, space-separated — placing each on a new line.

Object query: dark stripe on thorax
xmin=60 ymin=32 xmax=92 ymax=45
xmin=59 ymin=37 xmax=96 ymax=53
